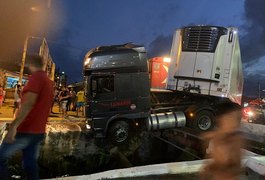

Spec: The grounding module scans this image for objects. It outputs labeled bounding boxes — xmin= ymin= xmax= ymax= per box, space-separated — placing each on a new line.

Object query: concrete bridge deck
xmin=0 ymin=112 xmax=265 ymax=179
xmin=50 ymin=155 xmax=264 ymax=180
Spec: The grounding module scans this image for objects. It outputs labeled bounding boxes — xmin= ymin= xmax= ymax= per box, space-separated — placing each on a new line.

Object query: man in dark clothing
xmin=0 ymin=55 xmax=54 ymax=180
xmin=66 ymin=87 xmax=72 ymax=111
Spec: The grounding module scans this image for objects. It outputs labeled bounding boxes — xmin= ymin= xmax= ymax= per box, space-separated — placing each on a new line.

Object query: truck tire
xmin=108 ymin=120 xmax=130 ymax=145
xmin=194 ymin=110 xmax=215 ymax=131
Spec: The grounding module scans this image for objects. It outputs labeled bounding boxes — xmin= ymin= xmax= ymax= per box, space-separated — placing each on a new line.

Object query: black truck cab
xmin=83 ymin=44 xmax=150 ymax=143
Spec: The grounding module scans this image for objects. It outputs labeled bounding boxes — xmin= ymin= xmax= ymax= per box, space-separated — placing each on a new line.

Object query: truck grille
xmin=182 ymin=26 xmax=227 ymax=52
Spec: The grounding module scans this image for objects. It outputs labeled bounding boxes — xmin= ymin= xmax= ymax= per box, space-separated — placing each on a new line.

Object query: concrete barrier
xmin=240 ymin=122 xmax=265 ymax=143
xmin=43 ymin=123 xmax=265 ymax=179
xmin=49 ymin=160 xmax=206 ymax=180
xmin=245 ymin=156 xmax=265 ymax=179
xmin=49 ymin=154 xmax=265 ymax=180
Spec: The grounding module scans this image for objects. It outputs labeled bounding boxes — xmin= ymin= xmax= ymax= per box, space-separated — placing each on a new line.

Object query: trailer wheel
xmin=195 ymin=110 xmax=215 ymax=131
xmin=108 ymin=120 xmax=130 ymax=145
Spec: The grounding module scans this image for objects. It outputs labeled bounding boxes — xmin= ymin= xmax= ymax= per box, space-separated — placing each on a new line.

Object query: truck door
xmin=90 ymin=75 xmax=116 ymax=119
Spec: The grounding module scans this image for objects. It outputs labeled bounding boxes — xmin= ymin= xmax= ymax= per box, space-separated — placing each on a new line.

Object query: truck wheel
xmin=194 ymin=110 xmax=215 ymax=131
xmin=108 ymin=120 xmax=130 ymax=145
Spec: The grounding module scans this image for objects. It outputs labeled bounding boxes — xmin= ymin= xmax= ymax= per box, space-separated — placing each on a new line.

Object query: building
xmin=0 ymin=37 xmax=56 ymax=98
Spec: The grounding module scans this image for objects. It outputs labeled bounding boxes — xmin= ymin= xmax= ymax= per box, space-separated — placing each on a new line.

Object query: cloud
xmin=49 ymin=43 xmax=84 ymax=83
xmin=47 ymin=26 xmax=88 ymax=83
xmin=241 ymin=0 xmax=265 ymax=65
xmin=147 ymin=34 xmax=172 ymax=58
xmin=243 ymin=73 xmax=265 ymax=97
xmin=240 ymin=0 xmax=265 ymax=96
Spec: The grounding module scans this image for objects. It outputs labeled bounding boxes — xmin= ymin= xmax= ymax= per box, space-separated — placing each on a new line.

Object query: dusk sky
xmin=1 ymin=0 xmax=265 ymax=97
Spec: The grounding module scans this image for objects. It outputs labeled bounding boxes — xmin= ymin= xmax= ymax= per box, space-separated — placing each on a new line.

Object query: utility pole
xmin=18 ymin=0 xmax=51 ymax=84
xmin=48 ymin=0 xmax=51 ymax=8
xmin=19 ymin=36 xmax=29 ymax=85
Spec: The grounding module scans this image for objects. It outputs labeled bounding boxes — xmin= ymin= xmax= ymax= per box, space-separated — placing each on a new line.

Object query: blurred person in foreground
xmin=200 ymin=102 xmax=243 ymax=180
xmin=0 ymin=55 xmax=54 ymax=180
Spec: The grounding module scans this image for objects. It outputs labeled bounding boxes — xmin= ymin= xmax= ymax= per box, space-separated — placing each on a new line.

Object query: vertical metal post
xmin=19 ymin=36 xmax=29 ymax=85
xmin=48 ymin=0 xmax=51 ymax=8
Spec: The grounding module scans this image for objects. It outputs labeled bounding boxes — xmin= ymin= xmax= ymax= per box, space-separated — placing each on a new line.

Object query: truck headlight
xmin=84 ymin=57 xmax=91 ymax=67
xmin=86 ymin=124 xmax=91 ymax=130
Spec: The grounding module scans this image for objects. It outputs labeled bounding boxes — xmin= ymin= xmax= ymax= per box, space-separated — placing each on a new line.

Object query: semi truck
xmin=83 ymin=25 xmax=243 ymax=144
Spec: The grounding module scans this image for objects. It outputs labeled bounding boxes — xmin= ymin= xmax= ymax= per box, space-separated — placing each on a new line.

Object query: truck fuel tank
xmin=147 ymin=111 xmax=186 ymax=131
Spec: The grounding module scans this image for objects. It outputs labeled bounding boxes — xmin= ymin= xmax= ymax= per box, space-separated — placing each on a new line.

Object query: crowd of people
xmin=8 ymin=84 xmax=85 ymax=119
xmin=53 ymin=86 xmax=85 ymax=118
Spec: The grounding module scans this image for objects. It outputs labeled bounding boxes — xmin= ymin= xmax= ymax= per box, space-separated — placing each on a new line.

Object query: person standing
xmin=72 ymin=88 xmax=77 ymax=111
xmin=13 ymin=84 xmax=22 ymax=118
xmin=51 ymin=86 xmax=58 ymax=114
xmin=57 ymin=87 xmax=62 ymax=112
xmin=70 ymin=87 xmax=76 ymax=111
xmin=59 ymin=87 xmax=69 ymax=118
xmin=3 ymin=87 xmax=6 ymax=103
xmin=0 ymin=85 xmax=3 ymax=113
xmin=0 ymin=55 xmax=54 ymax=180
xmin=66 ymin=87 xmax=72 ymax=112
xmin=76 ymin=88 xmax=85 ymax=117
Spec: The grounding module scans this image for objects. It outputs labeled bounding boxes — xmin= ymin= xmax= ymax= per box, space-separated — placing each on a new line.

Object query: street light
xmin=30 ymin=6 xmax=39 ymax=12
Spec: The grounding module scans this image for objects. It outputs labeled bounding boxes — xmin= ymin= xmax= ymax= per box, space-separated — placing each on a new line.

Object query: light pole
xmin=18 ymin=36 xmax=29 ymax=85
xmin=19 ymin=36 xmax=44 ymax=85
xmin=48 ymin=0 xmax=51 ymax=8
xmin=18 ymin=1 xmax=52 ymax=84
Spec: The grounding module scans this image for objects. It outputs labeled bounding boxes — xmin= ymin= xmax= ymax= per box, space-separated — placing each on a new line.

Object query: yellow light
xmin=84 ymin=58 xmax=91 ymax=66
xmin=163 ymin=57 xmax=171 ymax=63
xmin=247 ymin=111 xmax=254 ymax=117
xmin=86 ymin=124 xmax=91 ymax=130
xmin=189 ymin=113 xmax=194 ymax=117
xmin=30 ymin=7 xmax=39 ymax=12
xmin=135 ymin=122 xmax=139 ymax=126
